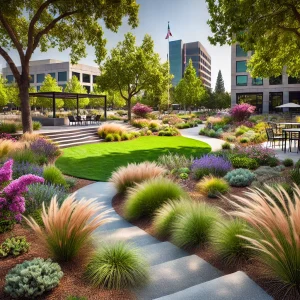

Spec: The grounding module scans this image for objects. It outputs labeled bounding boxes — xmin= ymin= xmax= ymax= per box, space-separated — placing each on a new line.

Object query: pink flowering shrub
xmin=234 ymin=120 xmax=255 ymax=128
xmin=0 ymin=159 xmax=44 ymax=231
xmin=230 ymin=104 xmax=256 ymax=121
xmin=234 ymin=145 xmax=276 ymax=164
xmin=132 ymin=102 xmax=153 ymax=118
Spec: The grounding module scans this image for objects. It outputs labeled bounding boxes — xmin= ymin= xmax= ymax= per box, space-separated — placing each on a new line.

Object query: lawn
xmin=56 ymin=136 xmax=211 ymax=181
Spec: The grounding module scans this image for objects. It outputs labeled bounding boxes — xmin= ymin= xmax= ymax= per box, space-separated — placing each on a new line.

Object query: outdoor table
xmin=276 ymin=122 xmax=300 ymax=128
xmin=282 ymin=128 xmax=300 ymax=153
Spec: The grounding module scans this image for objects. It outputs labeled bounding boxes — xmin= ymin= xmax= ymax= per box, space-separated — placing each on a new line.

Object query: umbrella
xmin=276 ymin=103 xmax=300 ymax=108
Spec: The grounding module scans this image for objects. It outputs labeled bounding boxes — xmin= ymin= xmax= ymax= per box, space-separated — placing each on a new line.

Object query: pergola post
xmin=52 ymin=92 xmax=56 ymax=118
xmin=104 ymin=95 xmax=107 ymax=120
xmin=76 ymin=94 xmax=79 ymax=117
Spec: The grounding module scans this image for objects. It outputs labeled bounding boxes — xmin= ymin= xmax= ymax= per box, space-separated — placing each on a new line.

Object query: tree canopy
xmin=215 ymin=70 xmax=225 ymax=93
xmin=36 ymin=74 xmax=63 ymax=109
xmin=97 ymin=32 xmax=171 ymax=120
xmin=0 ymin=0 xmax=139 ymax=132
xmin=206 ymin=0 xmax=300 ymax=78
xmin=174 ymin=59 xmax=206 ymax=111
xmin=0 ymin=76 xmax=8 ymax=107
xmin=64 ymin=76 xmax=88 ymax=109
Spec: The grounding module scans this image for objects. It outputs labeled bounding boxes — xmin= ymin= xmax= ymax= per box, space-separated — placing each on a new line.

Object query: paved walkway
xmin=76 ymin=182 xmax=272 ymax=300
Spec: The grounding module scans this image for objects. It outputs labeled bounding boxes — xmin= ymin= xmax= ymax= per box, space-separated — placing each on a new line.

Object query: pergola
xmin=29 ymin=92 xmax=107 ymax=118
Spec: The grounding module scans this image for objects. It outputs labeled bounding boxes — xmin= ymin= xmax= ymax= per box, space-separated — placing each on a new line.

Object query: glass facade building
xmin=169 ymin=40 xmax=183 ymax=86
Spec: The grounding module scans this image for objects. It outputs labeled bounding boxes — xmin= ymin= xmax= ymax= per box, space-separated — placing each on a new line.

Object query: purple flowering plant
xmin=234 ymin=145 xmax=276 ymax=164
xmin=30 ymin=138 xmax=60 ymax=159
xmin=0 ymin=159 xmax=44 ymax=230
xmin=132 ymin=102 xmax=153 ymax=118
xmin=230 ymin=104 xmax=256 ymax=121
xmin=12 ymin=161 xmax=43 ymax=179
xmin=191 ymin=154 xmax=232 ymax=177
xmin=0 ymin=133 xmax=17 ymax=141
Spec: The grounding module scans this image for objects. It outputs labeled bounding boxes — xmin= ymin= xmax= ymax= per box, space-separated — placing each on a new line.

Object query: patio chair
xmin=265 ymin=128 xmax=284 ymax=149
xmin=287 ymin=131 xmax=300 ymax=153
xmin=68 ymin=116 xmax=78 ymax=126
xmin=76 ymin=116 xmax=84 ymax=126
xmin=94 ymin=115 xmax=101 ymax=125
xmin=86 ymin=115 xmax=93 ymax=125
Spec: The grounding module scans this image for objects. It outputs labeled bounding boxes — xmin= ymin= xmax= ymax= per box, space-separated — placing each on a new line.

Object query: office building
xmin=169 ymin=40 xmax=211 ymax=88
xmin=231 ymin=44 xmax=300 ymax=113
xmin=2 ymin=59 xmax=100 ymax=93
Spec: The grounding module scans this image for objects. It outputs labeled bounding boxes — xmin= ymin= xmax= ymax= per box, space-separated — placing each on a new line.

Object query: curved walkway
xmin=180 ymin=125 xmax=224 ymax=151
xmin=76 ymin=182 xmax=272 ymax=300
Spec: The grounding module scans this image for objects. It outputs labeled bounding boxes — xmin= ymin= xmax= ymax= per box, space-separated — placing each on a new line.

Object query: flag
xmin=165 ymin=22 xmax=172 ymax=39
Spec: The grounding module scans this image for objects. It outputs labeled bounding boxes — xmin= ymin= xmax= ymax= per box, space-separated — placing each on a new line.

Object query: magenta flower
xmin=230 ymin=104 xmax=256 ymax=121
xmin=132 ymin=102 xmax=153 ymax=118
xmin=0 ymin=159 xmax=13 ymax=182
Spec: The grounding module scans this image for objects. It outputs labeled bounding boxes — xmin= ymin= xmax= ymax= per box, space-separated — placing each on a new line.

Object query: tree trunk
xmin=19 ymin=79 xmax=32 ymax=133
xmin=127 ymin=97 xmax=132 ymax=121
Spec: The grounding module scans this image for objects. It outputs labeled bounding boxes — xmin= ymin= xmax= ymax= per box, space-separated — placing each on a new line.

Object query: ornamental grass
xmin=110 ymin=161 xmax=166 ymax=193
xmin=228 ymin=184 xmax=300 ymax=297
xmin=196 ymin=175 xmax=230 ymax=198
xmin=97 ymin=123 xmax=127 ymax=138
xmin=0 ymin=139 xmax=24 ymax=158
xmin=25 ymin=194 xmax=110 ymax=262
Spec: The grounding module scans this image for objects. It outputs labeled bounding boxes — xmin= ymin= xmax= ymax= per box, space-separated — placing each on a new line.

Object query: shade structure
xmin=276 ymin=103 xmax=300 ymax=108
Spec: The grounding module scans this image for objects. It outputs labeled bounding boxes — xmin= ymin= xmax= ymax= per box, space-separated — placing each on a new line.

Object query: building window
xmin=37 ymin=73 xmax=45 ymax=83
xmin=48 ymin=72 xmax=56 ymax=79
xmin=83 ymin=85 xmax=90 ymax=93
xmin=6 ymin=75 xmax=14 ymax=83
xmin=82 ymin=73 xmax=90 ymax=83
xmin=236 ymin=60 xmax=247 ymax=72
xmin=36 ymin=86 xmax=41 ymax=91
xmin=237 ymin=93 xmax=263 ymax=114
xmin=93 ymin=75 xmax=98 ymax=84
xmin=236 ymin=75 xmax=248 ymax=86
xmin=236 ymin=44 xmax=247 ymax=57
xmin=288 ymin=76 xmax=300 ymax=84
xmin=29 ymin=75 xmax=34 ymax=83
xmin=72 ymin=72 xmax=80 ymax=80
xmin=269 ymin=75 xmax=282 ymax=85
xmin=269 ymin=92 xmax=283 ymax=113
xmin=252 ymin=77 xmax=263 ymax=85
xmin=58 ymin=71 xmax=67 ymax=82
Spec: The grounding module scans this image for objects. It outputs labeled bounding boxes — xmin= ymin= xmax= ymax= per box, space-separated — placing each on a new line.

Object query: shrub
xmin=230 ymin=103 xmax=256 ymax=121
xmin=132 ymin=102 xmax=153 ymax=118
xmin=178 ymin=167 xmax=190 ymax=174
xmin=162 ymin=114 xmax=182 ymax=125
xmin=30 ymin=138 xmax=60 ymax=159
xmin=153 ymin=198 xmax=194 ymax=237
xmin=112 ymin=133 xmax=121 ymax=141
xmin=43 ymin=165 xmax=67 ymax=187
xmin=105 ymin=133 xmax=114 ymax=142
xmin=12 ymin=161 xmax=43 ymax=179
xmin=212 ymin=219 xmax=251 ymax=264
xmin=239 ymin=137 xmax=249 ymax=144
xmin=32 ymin=121 xmax=42 ymax=130
xmin=191 ymin=155 xmax=232 ymax=178
xmin=222 ymin=142 xmax=231 ymax=150
xmin=121 ymin=133 xmax=132 ymax=140
xmin=253 ymin=166 xmax=282 ymax=182
xmin=158 ymin=127 xmax=180 ymax=136
xmin=10 ymin=148 xmax=36 ymax=164
xmin=148 ymin=121 xmax=160 ymax=132
xmin=235 ymin=125 xmax=250 ymax=137
xmin=0 ymin=122 xmax=17 ymax=133
xmin=4 ymin=258 xmax=63 ymax=298
xmin=26 ymin=183 xmax=68 ymax=212
xmin=171 ymin=203 xmax=219 ymax=248
xmin=110 ymin=162 xmax=166 ymax=193
xmin=131 ymin=118 xmax=150 ymax=128
xmin=124 ymin=178 xmax=187 ymax=220
xmin=25 ymin=194 xmax=109 ymax=262
xmin=98 ymin=123 xmax=126 ymax=138
xmin=226 ymin=135 xmax=236 ymax=142
xmin=157 ymin=153 xmax=193 ymax=170
xmin=85 ymin=242 xmax=149 ymax=289
xmin=0 ymin=236 xmax=30 ymax=258
xmin=179 ymin=172 xmax=189 ymax=180
xmin=230 ymin=156 xmax=259 ymax=170
xmin=290 ymin=166 xmax=300 ymax=185
xmin=208 ymin=129 xmax=217 ymax=137
xmin=283 ymin=158 xmax=294 ymax=167
xmin=196 ymin=176 xmax=230 ymax=198
xmin=0 ymin=133 xmax=17 ymax=141
xmin=224 ymin=169 xmax=255 ymax=187
xmin=229 ymin=185 xmax=300 ymax=297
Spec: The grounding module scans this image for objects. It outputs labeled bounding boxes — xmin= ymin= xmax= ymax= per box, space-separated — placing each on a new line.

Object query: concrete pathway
xmin=180 ymin=125 xmax=224 ymax=151
xmin=75 ymin=182 xmax=273 ymax=300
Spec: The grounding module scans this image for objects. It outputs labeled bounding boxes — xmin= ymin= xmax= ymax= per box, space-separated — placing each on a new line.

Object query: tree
xmin=0 ymin=76 xmax=8 ymax=107
xmin=64 ymin=76 xmax=89 ymax=109
xmin=90 ymin=86 xmax=125 ymax=109
xmin=215 ymin=70 xmax=225 ymax=94
xmin=174 ymin=59 xmax=206 ymax=112
xmin=0 ymin=1 xmax=139 ymax=132
xmin=206 ymin=0 xmax=300 ymax=78
xmin=36 ymin=74 xmax=63 ymax=109
xmin=97 ymin=33 xmax=171 ymax=120
xmin=202 ymin=89 xmax=231 ymax=110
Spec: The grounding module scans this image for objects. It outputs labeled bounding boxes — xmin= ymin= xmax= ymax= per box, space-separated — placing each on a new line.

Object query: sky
xmin=1 ymin=0 xmax=231 ymax=91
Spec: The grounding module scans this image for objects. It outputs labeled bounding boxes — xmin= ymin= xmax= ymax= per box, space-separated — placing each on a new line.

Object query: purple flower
xmin=132 ymin=103 xmax=153 ymax=118
xmin=230 ymin=104 xmax=256 ymax=121
xmin=0 ymin=197 xmax=6 ymax=209
xmin=12 ymin=161 xmax=43 ymax=179
xmin=30 ymin=138 xmax=59 ymax=159
xmin=0 ymin=159 xmax=13 ymax=182
xmin=3 ymin=174 xmax=44 ymax=198
xmin=192 ymin=155 xmax=232 ymax=177
xmin=234 ymin=145 xmax=275 ymax=164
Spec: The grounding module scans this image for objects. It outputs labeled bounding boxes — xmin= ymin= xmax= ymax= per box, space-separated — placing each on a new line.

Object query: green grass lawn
xmin=56 ymin=136 xmax=211 ymax=181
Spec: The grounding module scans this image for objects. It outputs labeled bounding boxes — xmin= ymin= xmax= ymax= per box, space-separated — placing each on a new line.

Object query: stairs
xmin=41 ymin=127 xmax=100 ymax=148
xmin=76 ymin=182 xmax=274 ymax=300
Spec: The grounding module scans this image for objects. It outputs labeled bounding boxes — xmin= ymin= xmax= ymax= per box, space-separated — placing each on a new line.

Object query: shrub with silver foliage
xmin=5 ymin=258 xmax=63 ymax=298
xmin=224 ymin=168 xmax=255 ymax=187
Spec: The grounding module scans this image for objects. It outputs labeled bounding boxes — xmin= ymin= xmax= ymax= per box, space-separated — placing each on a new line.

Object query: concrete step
xmin=134 ymin=255 xmax=223 ymax=299
xmin=139 ymin=241 xmax=188 ymax=266
xmin=155 ymin=271 xmax=273 ymax=300
xmin=42 ymin=127 xmax=99 ymax=137
xmin=45 ymin=130 xmax=98 ymax=139
xmin=52 ymin=134 xmax=99 ymax=144
xmin=98 ymin=226 xmax=160 ymax=248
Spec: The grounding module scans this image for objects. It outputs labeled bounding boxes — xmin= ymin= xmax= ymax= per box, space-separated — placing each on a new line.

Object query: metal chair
xmin=265 ymin=128 xmax=284 ymax=149
xmin=76 ymin=116 xmax=84 ymax=125
xmin=86 ymin=115 xmax=92 ymax=125
xmin=68 ymin=116 xmax=78 ymax=126
xmin=94 ymin=115 xmax=101 ymax=125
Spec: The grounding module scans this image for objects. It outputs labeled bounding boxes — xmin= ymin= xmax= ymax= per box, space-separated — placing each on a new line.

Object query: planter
xmin=32 ymin=117 xmax=68 ymax=126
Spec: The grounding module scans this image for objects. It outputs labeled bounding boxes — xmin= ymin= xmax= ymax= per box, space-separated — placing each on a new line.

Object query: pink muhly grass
xmin=109 ymin=162 xmax=167 ymax=193
xmin=227 ymin=184 xmax=300 ymax=296
xmin=25 ymin=194 xmax=110 ymax=262
xmin=97 ymin=123 xmax=127 ymax=138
